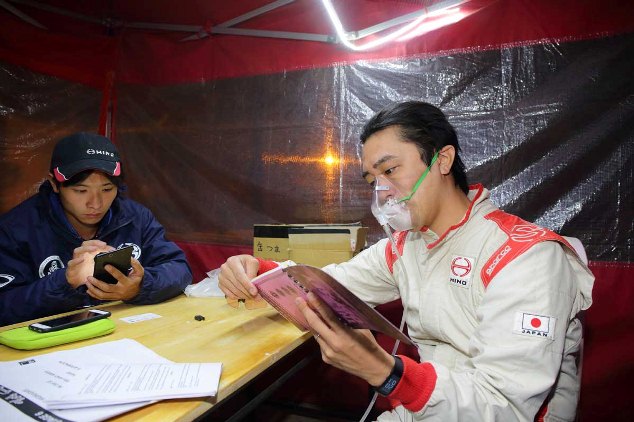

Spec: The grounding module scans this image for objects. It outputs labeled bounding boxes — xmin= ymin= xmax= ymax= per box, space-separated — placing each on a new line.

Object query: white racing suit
xmin=323 ymin=184 xmax=594 ymax=422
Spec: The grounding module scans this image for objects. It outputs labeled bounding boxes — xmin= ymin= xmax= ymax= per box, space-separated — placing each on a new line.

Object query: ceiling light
xmin=320 ymin=0 xmax=467 ymax=51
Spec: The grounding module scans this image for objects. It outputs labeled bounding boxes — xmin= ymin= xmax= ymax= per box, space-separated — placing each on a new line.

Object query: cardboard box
xmin=253 ymin=224 xmax=367 ymax=267
xmin=289 ymin=226 xmax=368 ymax=267
xmin=253 ymin=224 xmax=295 ymax=261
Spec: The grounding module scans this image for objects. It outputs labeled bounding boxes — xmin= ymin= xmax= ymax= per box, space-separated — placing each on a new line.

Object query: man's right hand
xmin=218 ymin=254 xmax=260 ymax=300
xmin=66 ymin=240 xmax=114 ymax=288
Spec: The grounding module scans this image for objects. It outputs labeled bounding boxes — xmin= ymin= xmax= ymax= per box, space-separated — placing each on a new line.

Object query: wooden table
xmin=0 ymin=295 xmax=312 ymax=421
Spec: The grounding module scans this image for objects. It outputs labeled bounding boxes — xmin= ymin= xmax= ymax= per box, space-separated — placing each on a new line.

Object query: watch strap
xmin=374 ymin=355 xmax=404 ymax=396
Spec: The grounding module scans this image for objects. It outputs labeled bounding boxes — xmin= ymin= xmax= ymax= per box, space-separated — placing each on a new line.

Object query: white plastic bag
xmin=184 ymin=268 xmax=225 ymax=297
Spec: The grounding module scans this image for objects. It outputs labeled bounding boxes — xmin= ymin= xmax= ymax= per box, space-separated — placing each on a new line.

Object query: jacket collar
xmin=420 ymin=184 xmax=489 ymax=249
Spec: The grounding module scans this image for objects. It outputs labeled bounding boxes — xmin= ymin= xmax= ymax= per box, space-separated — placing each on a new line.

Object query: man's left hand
xmin=296 ymin=292 xmax=395 ymax=387
xmin=85 ymin=258 xmax=144 ymax=301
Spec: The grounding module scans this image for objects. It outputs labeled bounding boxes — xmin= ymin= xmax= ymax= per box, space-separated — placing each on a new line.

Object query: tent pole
xmin=0 ymin=0 xmax=46 ymax=29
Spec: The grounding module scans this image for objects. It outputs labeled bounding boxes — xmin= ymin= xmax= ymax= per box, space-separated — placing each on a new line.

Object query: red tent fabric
xmin=0 ymin=1 xmax=632 ymax=420
xmin=1 ymin=0 xmax=632 ymax=85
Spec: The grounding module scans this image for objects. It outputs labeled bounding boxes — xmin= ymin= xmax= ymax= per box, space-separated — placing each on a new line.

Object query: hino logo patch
xmin=513 ymin=311 xmax=556 ymax=340
xmin=87 ymin=148 xmax=115 ymax=157
xmin=449 ymin=255 xmax=474 ymax=289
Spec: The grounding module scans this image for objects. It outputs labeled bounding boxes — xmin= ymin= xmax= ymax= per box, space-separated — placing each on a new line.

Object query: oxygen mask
xmin=371 ymin=177 xmax=414 ymax=232
xmin=370 ymin=150 xmax=439 ymax=233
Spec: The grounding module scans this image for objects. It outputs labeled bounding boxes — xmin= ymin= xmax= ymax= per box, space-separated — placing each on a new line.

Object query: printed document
xmin=0 ymin=338 xmax=221 ymax=421
xmin=45 ymin=361 xmax=222 ymax=409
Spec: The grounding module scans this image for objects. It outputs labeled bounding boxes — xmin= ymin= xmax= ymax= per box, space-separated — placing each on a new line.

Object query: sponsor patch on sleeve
xmin=117 ymin=242 xmax=142 ymax=260
xmin=0 ymin=274 xmax=15 ymax=288
xmin=38 ymin=255 xmax=65 ymax=277
xmin=513 ymin=311 xmax=556 ymax=340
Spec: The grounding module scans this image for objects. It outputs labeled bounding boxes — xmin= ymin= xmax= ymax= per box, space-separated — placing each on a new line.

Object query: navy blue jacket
xmin=0 ymin=183 xmax=192 ymax=326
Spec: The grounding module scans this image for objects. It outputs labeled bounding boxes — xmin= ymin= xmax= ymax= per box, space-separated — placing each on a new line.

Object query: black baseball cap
xmin=50 ymin=133 xmax=121 ymax=182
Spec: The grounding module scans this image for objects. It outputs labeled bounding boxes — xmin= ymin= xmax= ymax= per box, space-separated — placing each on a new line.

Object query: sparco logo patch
xmin=39 ymin=255 xmax=65 ymax=277
xmin=513 ymin=311 xmax=556 ymax=340
xmin=117 ymin=243 xmax=141 ymax=260
xmin=449 ymin=255 xmax=474 ymax=289
xmin=486 ymin=245 xmax=511 ymax=276
xmin=510 ymin=224 xmax=547 ymax=242
xmin=0 ymin=274 xmax=15 ymax=288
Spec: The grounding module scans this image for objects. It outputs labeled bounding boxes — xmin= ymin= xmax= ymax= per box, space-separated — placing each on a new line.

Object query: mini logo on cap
xmin=87 ymin=148 xmax=115 ymax=157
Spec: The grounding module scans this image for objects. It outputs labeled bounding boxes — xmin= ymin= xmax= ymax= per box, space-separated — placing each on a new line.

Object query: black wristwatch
xmin=374 ymin=355 xmax=404 ymax=396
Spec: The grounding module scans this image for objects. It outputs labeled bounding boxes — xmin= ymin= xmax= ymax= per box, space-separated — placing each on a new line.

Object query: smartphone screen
xmin=93 ymin=245 xmax=133 ymax=284
xmin=29 ymin=309 xmax=111 ymax=333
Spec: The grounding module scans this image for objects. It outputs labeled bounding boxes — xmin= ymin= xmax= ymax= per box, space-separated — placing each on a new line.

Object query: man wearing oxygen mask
xmin=218 ymin=101 xmax=594 ymax=422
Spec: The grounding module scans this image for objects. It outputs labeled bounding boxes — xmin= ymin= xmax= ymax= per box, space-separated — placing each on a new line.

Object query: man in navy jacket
xmin=0 ymin=133 xmax=192 ymax=326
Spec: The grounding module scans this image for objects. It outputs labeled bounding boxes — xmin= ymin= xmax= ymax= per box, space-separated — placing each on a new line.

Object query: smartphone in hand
xmin=28 ymin=309 xmax=111 ymax=333
xmin=93 ymin=245 xmax=133 ymax=284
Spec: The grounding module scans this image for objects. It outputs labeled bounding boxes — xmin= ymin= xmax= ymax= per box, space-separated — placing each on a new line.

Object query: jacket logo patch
xmin=118 ymin=243 xmax=141 ymax=260
xmin=513 ymin=311 xmax=556 ymax=340
xmin=482 ymin=210 xmax=565 ymax=287
xmin=0 ymin=274 xmax=15 ymax=288
xmin=510 ymin=224 xmax=547 ymax=242
xmin=486 ymin=245 xmax=511 ymax=276
xmin=87 ymin=148 xmax=115 ymax=157
xmin=38 ymin=256 xmax=65 ymax=278
xmin=449 ymin=255 xmax=474 ymax=289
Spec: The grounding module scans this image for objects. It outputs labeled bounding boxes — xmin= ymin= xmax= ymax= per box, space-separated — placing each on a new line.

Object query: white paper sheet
xmin=45 ymin=362 xmax=222 ymax=409
xmin=0 ymin=338 xmax=220 ymax=421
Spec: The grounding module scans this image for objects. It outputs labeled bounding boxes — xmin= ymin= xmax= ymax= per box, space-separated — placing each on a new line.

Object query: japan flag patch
xmin=513 ymin=311 xmax=556 ymax=340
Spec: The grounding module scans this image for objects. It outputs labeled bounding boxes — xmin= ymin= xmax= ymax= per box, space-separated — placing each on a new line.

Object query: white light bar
xmin=320 ymin=0 xmax=467 ymax=51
